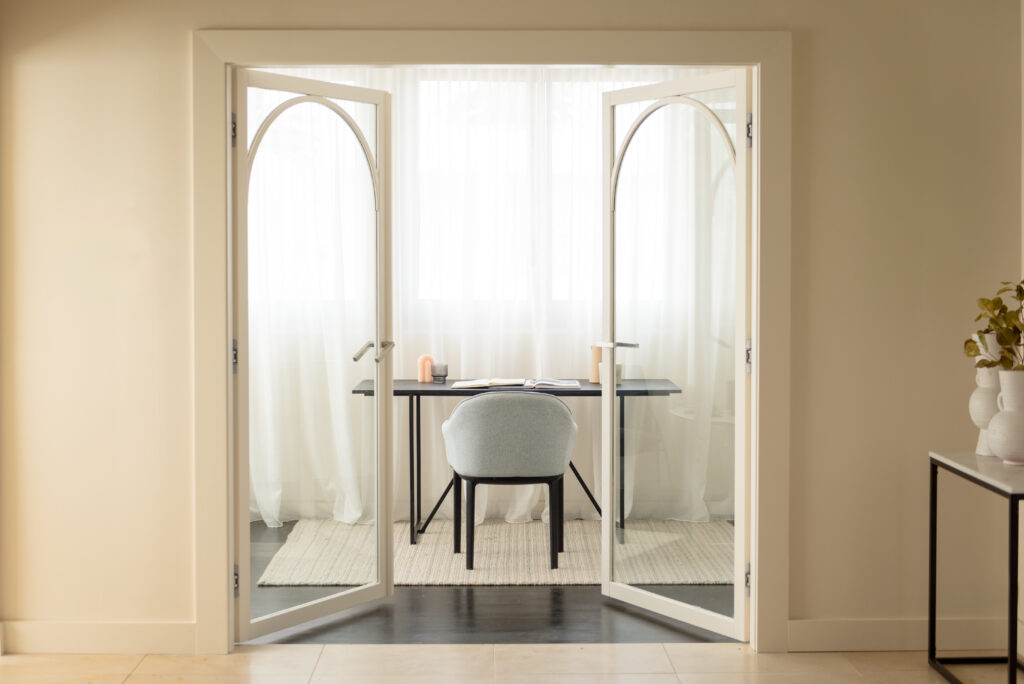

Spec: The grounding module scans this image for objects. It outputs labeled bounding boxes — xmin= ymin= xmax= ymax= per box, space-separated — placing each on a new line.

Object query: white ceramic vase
xmin=969 ymin=366 xmax=1000 ymax=455
xmin=988 ymin=370 xmax=1024 ymax=464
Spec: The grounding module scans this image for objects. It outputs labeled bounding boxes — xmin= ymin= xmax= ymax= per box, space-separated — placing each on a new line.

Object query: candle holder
xmin=431 ymin=363 xmax=448 ymax=384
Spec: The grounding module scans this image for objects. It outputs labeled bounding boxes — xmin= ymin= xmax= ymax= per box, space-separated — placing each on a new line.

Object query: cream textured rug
xmin=258 ymin=518 xmax=734 ymax=586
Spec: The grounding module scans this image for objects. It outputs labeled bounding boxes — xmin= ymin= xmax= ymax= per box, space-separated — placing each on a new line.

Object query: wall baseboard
xmin=788 ymin=617 xmax=1009 ymax=652
xmin=1 ymin=621 xmax=197 ymax=654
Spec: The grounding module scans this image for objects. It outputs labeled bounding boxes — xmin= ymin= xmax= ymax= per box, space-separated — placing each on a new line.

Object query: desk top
xmin=930 ymin=451 xmax=1024 ymax=495
xmin=352 ymin=378 xmax=681 ymax=397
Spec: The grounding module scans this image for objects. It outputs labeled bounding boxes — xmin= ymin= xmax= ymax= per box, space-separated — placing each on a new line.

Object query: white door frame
xmin=192 ymin=29 xmax=792 ymax=653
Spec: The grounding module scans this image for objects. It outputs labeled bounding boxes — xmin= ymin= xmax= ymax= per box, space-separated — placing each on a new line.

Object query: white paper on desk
xmin=524 ymin=378 xmax=580 ymax=389
xmin=450 ymin=378 xmax=526 ymax=389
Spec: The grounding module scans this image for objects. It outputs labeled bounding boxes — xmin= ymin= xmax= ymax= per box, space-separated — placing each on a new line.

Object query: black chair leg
xmin=548 ymin=480 xmax=558 ymax=569
xmin=453 ymin=472 xmax=462 ymax=554
xmin=557 ymin=476 xmax=564 ymax=553
xmin=466 ymin=481 xmax=476 ymax=570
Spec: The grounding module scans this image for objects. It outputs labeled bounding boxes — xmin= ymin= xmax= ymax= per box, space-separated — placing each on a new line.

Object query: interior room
xmin=242 ymin=63 xmax=745 ymax=637
xmin=2 ymin=1 xmax=1023 ymax=682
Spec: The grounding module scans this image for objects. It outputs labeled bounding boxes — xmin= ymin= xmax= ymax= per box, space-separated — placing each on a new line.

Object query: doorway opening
xmin=231 ymin=62 xmax=755 ymax=646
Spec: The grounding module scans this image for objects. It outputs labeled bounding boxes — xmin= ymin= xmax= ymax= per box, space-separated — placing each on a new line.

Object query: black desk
xmin=929 ymin=451 xmax=1024 ymax=684
xmin=353 ymin=378 xmax=682 ymax=544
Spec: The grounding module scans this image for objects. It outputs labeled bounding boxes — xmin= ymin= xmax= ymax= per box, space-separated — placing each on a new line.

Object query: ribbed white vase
xmin=988 ymin=370 xmax=1024 ymax=464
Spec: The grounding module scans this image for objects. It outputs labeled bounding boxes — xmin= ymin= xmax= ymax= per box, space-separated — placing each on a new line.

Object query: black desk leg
xmin=618 ymin=394 xmax=626 ymax=543
xmin=568 ymin=461 xmax=601 ymax=515
xmin=928 ymin=461 xmax=937 ymax=665
xmin=416 ymin=395 xmax=422 ymax=530
xmin=420 ymin=477 xmax=454 ymax=535
xmin=1010 ymin=496 xmax=1019 ymax=684
xmin=408 ymin=396 xmax=416 ymax=545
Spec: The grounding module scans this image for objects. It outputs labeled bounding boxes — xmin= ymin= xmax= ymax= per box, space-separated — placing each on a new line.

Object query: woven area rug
xmin=258 ymin=518 xmax=733 ymax=586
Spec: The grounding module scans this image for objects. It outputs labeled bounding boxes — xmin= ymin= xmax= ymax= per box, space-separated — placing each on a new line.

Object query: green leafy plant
xmin=965 ymin=280 xmax=1024 ymax=369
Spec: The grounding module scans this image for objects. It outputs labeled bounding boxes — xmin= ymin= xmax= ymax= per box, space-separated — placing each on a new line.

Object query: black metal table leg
xmin=928 ymin=461 xmax=937 ymax=665
xmin=568 ymin=461 xmax=601 ymax=515
xmin=408 ymin=395 xmax=416 ymax=545
xmin=928 ymin=458 xmax=1024 ymax=684
xmin=1010 ymin=496 xmax=1019 ymax=684
xmin=416 ymin=395 xmax=422 ymax=530
xmin=420 ymin=476 xmax=454 ymax=535
xmin=618 ymin=394 xmax=625 ymax=543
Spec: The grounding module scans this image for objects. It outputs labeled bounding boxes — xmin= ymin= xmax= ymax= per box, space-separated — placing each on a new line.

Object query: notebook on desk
xmin=450 ymin=378 xmax=525 ymax=389
xmin=450 ymin=378 xmax=581 ymax=390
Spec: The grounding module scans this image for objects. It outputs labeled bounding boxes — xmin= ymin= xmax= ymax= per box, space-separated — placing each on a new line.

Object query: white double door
xmin=232 ymin=67 xmax=751 ymax=643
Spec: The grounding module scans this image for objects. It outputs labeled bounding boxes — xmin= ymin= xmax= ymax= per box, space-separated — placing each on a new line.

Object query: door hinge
xmin=233 ymin=564 xmax=239 ymax=597
xmin=231 ymin=113 xmax=237 ymax=148
xmin=232 ymin=339 xmax=239 ymax=374
xmin=745 ymin=562 xmax=751 ymax=595
xmin=746 ymin=113 xmax=753 ymax=148
xmin=745 ymin=339 xmax=752 ymax=374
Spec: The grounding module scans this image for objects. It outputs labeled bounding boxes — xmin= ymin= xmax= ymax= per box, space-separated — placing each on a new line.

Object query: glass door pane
xmin=234 ymin=70 xmax=392 ymax=640
xmin=603 ymin=72 xmax=749 ymax=640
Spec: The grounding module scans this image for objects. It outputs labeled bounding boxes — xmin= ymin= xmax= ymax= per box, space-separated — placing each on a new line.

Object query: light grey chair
xmin=442 ymin=391 xmax=578 ymax=570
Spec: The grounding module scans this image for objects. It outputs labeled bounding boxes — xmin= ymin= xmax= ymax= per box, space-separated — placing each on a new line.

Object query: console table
xmin=353 ymin=378 xmax=681 ymax=544
xmin=929 ymin=451 xmax=1024 ymax=684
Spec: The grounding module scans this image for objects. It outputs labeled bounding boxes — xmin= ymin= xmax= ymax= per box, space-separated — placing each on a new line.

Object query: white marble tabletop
xmin=930 ymin=451 xmax=1024 ymax=495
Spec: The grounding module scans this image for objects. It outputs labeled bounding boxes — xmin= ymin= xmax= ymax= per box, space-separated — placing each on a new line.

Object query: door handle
xmin=595 ymin=341 xmax=639 ymax=349
xmin=353 ymin=341 xmax=375 ymax=362
xmin=374 ymin=341 xmax=395 ymax=363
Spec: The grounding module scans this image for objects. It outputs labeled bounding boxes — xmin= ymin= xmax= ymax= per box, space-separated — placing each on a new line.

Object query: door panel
xmin=601 ymin=69 xmax=750 ymax=641
xmin=233 ymin=69 xmax=393 ymax=641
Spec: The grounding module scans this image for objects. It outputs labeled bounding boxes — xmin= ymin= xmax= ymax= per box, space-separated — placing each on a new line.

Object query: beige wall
xmin=0 ymin=0 xmax=1019 ymax=652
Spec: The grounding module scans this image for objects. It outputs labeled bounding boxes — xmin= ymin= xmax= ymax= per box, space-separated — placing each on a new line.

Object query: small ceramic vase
xmin=987 ymin=370 xmax=1024 ymax=464
xmin=969 ymin=366 xmax=1000 ymax=456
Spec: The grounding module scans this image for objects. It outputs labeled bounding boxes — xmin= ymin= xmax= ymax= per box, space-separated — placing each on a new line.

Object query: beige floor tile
xmin=861 ymin=669 xmax=956 ymax=684
xmin=496 ymin=675 xmax=681 ymax=684
xmin=311 ymin=676 xmax=493 ymax=684
xmin=493 ymin=644 xmax=673 ymax=675
xmin=664 ymin=643 xmax=861 ymax=675
xmin=126 ymin=676 xmax=311 ymax=684
xmin=856 ymin=655 xmax=1020 ymax=684
xmin=314 ymin=644 xmax=493 ymax=677
xmin=0 ymin=654 xmax=142 ymax=681
xmin=945 ymin=663 xmax=1024 ymax=684
xmin=843 ymin=652 xmax=929 ymax=673
xmin=0 ymin=675 xmax=127 ymax=684
xmin=676 ymin=674 xmax=867 ymax=684
xmin=133 ymin=644 xmax=322 ymax=677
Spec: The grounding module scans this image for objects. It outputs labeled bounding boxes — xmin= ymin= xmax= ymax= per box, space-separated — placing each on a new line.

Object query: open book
xmin=449 ymin=378 xmax=582 ymax=390
xmin=524 ymin=378 xmax=581 ymax=389
xmin=450 ymin=378 xmax=526 ymax=389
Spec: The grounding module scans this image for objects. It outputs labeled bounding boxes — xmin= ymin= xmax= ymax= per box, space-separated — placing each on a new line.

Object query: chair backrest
xmin=441 ymin=391 xmax=578 ymax=478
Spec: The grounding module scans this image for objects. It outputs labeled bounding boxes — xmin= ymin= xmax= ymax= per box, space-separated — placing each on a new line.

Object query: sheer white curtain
xmin=247 ymin=66 xmax=737 ymax=527
xmin=246 ymin=92 xmax=379 ymax=527
xmin=613 ymin=95 xmax=738 ymax=522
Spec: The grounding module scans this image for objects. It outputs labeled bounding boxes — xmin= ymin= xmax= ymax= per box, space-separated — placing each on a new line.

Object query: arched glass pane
xmin=248 ymin=86 xmax=378 ymax=160
xmin=689 ymin=86 xmax=739 ymax=149
xmin=247 ymin=97 xmax=378 ymax=620
xmin=612 ymin=101 xmax=737 ymax=617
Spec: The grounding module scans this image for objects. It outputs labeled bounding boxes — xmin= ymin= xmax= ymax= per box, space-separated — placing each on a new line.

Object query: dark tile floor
xmin=248 ymin=521 xmax=734 ymax=644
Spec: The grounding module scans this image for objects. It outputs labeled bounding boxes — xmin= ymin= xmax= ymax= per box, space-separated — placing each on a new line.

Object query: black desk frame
xmin=929 ymin=457 xmax=1024 ymax=684
xmin=354 ymin=379 xmax=682 ymax=545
